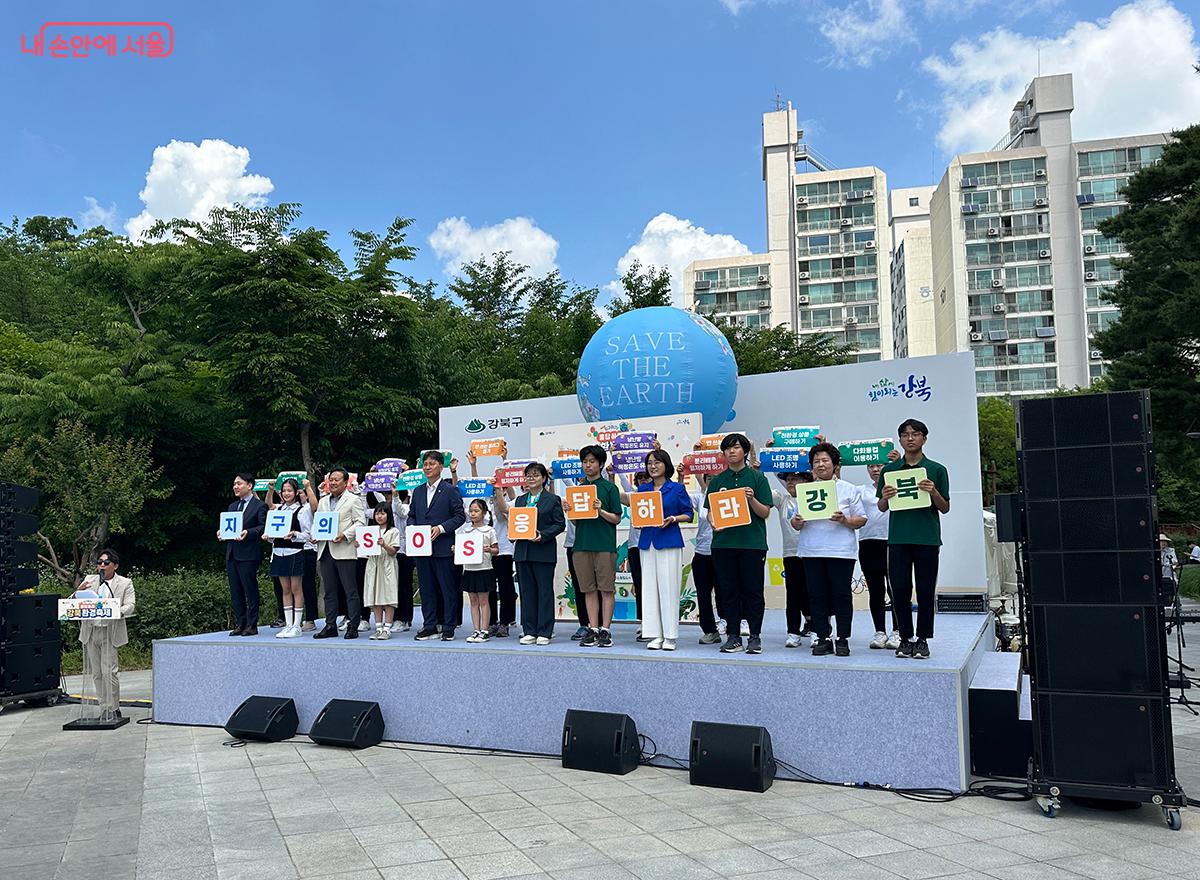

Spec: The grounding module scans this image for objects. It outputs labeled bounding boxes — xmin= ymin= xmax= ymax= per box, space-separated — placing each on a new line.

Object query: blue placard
xmin=551 ymin=458 xmax=584 ymax=481
xmin=458 ymin=477 xmax=491 ymax=499
xmin=759 ymin=447 xmax=811 ymax=473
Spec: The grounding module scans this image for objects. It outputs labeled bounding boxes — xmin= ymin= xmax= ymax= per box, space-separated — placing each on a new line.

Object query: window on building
xmin=908 ymin=197 xmax=919 ymax=207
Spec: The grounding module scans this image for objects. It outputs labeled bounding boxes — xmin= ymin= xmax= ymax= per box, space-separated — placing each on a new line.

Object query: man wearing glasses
xmin=74 ymin=550 xmax=136 ymax=721
xmin=877 ymin=419 xmax=950 ymax=659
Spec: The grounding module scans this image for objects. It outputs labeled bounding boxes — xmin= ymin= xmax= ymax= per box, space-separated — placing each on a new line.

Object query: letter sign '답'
xmin=565 ymin=485 xmax=598 ymax=520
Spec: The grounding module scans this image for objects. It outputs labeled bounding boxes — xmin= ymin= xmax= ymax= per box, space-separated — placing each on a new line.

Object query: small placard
xmin=797 ymin=480 xmax=839 ymax=521
xmin=253 ymin=479 xmax=272 ymax=492
xmin=508 ymin=505 xmax=539 ymax=541
xmin=612 ymin=449 xmax=654 ymax=473
xmin=564 ymin=484 xmax=598 ymax=520
xmin=708 ymin=488 xmax=752 ymax=530
xmin=630 ymin=491 xmax=664 ymax=528
xmin=218 ymin=510 xmax=244 ymax=541
xmin=419 ymin=449 xmax=453 ymax=468
xmin=837 ymin=439 xmax=895 ymax=466
xmin=373 ymin=457 xmax=407 ymax=473
xmin=772 ymin=425 xmax=821 ymax=448
xmin=697 ymin=433 xmax=729 ymax=451
xmin=396 ymin=469 xmax=428 ymax=491
xmin=312 ymin=511 xmax=340 ymax=541
xmin=454 ymin=532 xmax=486 ymax=566
xmin=356 ymin=525 xmax=382 ymax=557
xmin=273 ymin=470 xmax=307 ymax=492
xmin=495 ymin=466 xmax=528 ymax=488
xmin=759 ymin=448 xmax=811 ymax=473
xmin=682 ymin=452 xmax=726 ymax=475
xmin=469 ymin=437 xmax=508 ymax=458
xmin=363 ymin=471 xmax=399 ymax=493
xmin=885 ymin=467 xmax=931 ymax=510
xmin=264 ymin=508 xmax=293 ymax=540
xmin=551 ymin=458 xmax=585 ymax=482
xmin=457 ymin=478 xmax=491 ymax=499
xmin=613 ymin=431 xmax=657 ymax=450
xmin=406 ymin=525 xmax=433 ymax=557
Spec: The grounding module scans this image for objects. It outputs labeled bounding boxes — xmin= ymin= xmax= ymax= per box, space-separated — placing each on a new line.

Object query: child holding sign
xmin=362 ymin=505 xmax=401 ymax=639
xmin=458 ymin=500 xmax=499 ymax=643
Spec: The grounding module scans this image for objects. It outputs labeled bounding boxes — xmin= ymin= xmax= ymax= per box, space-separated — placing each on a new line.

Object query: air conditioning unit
xmin=1084 ymin=271 xmax=1098 ymax=281
xmin=797 ymin=196 xmax=809 ymax=205
xmin=969 ymin=332 xmax=984 ymax=342
xmin=862 ymin=189 xmax=874 ymax=198
xmin=865 ymin=240 xmax=877 ymax=249
xmin=798 ymin=271 xmax=810 ymax=280
xmin=757 ymin=274 xmax=768 ymax=284
xmin=1035 ymin=197 xmax=1048 ymax=207
xmin=694 ymin=280 xmax=710 ymax=290
xmin=840 ymin=218 xmax=853 ymax=227
xmin=1035 ymin=168 xmax=1047 ymax=178
xmin=1083 ymin=245 xmax=1096 ymax=255
xmin=992 ymin=304 xmax=1006 ymax=313
xmin=798 ymin=295 xmax=811 ymax=304
xmin=987 ymin=228 xmax=1000 ymax=237
xmin=845 ymin=316 xmax=858 ymax=325
xmin=1090 ymin=349 xmax=1103 ymax=359
xmin=757 ymin=299 xmax=769 ymax=308
xmin=1039 ymin=249 xmax=1051 ymax=258
xmin=991 ymin=279 xmax=1004 ymax=289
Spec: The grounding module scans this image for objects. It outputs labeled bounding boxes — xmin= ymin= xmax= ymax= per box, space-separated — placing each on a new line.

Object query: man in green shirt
xmin=574 ymin=445 xmax=624 ymax=648
xmin=704 ymin=433 xmax=774 ymax=654
xmin=877 ymin=418 xmax=950 ymax=660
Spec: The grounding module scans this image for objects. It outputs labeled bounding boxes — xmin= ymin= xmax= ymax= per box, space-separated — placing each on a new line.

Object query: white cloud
xmin=820 ymin=0 xmax=914 ymax=67
xmin=125 ymin=139 xmax=274 ymax=241
xmin=610 ymin=213 xmax=752 ymax=308
xmin=719 ymin=0 xmax=754 ymax=13
xmin=428 ymin=216 xmax=559 ymax=277
xmin=923 ymin=0 xmax=1200 ymax=154
xmin=80 ymin=196 xmax=117 ymax=230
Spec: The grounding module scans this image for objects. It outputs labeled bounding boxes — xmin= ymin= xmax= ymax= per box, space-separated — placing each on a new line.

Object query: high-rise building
xmin=928 ymin=74 xmax=1168 ymax=396
xmin=889 ymin=186 xmax=936 ymax=359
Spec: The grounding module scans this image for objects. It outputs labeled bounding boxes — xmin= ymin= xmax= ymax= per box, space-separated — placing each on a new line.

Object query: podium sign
xmin=58 ymin=598 xmax=124 ymax=621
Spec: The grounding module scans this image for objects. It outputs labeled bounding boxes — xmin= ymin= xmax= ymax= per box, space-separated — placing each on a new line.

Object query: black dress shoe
xmin=313 ymin=626 xmax=338 ymax=639
xmin=229 ymin=627 xmax=244 ymax=637
xmin=414 ymin=628 xmax=440 ymax=641
xmin=242 ymin=626 xmax=258 ymax=636
xmin=271 ymin=618 xmax=285 ymax=628
xmin=343 ymin=627 xmax=358 ymax=639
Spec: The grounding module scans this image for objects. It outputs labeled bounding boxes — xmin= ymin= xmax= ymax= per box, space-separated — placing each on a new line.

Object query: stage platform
xmin=153 ymin=609 xmax=994 ymax=791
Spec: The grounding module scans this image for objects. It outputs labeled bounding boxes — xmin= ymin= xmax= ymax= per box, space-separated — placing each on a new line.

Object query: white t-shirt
xmin=772 ymin=487 xmax=803 ymax=559
xmin=689 ymin=491 xmax=713 ymax=555
xmin=856 ymin=482 xmax=889 ymax=542
xmin=795 ymin=478 xmax=866 ymax=560
xmin=488 ymin=497 xmax=514 ymax=555
xmin=457 ymin=522 xmax=498 ymax=572
xmin=1190 ymin=546 xmax=1200 ymax=563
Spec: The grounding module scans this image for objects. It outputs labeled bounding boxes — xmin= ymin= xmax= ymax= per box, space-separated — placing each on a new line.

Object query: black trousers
xmin=782 ymin=556 xmax=812 ymax=635
xmin=336 ymin=560 xmax=369 ymax=624
xmin=889 ymin=543 xmax=940 ymax=640
xmin=517 ymin=561 xmax=556 ymax=638
xmin=488 ymin=554 xmax=517 ymax=625
xmin=566 ymin=548 xmax=588 ymax=627
xmin=319 ymin=554 xmax=360 ymax=629
xmin=629 ymin=547 xmax=643 ymax=621
xmin=395 ymin=552 xmax=415 ymax=623
xmin=301 ymin=549 xmax=318 ymax=621
xmin=226 ymin=558 xmax=261 ymax=629
xmin=712 ymin=548 xmax=766 ymax=637
xmin=859 ymin=539 xmax=891 ymax=634
xmin=803 ymin=557 xmax=855 ymax=641
xmin=417 ymin=555 xmax=459 ymax=632
xmin=692 ymin=552 xmax=721 ymax=634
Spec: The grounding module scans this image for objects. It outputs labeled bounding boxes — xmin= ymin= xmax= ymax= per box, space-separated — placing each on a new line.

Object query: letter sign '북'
xmin=455 ymin=533 xmax=484 ymax=566
xmin=797 ymin=480 xmax=839 ymax=521
xmin=508 ymin=506 xmax=539 ymax=541
xmin=406 ymin=525 xmax=433 ymax=557
xmin=565 ymin=485 xmax=598 ymax=520
xmin=709 ymin=489 xmax=752 ymax=530
xmin=356 ymin=525 xmax=381 ymax=557
xmin=885 ymin=467 xmax=930 ymax=511
xmin=218 ymin=510 xmax=244 ymax=541
xmin=264 ymin=509 xmax=292 ymax=540
xmin=630 ymin=491 xmax=664 ymax=528
xmin=312 ymin=511 xmax=339 ymax=542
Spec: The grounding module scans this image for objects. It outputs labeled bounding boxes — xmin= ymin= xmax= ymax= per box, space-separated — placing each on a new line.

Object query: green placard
xmin=797 ymin=479 xmax=839 ymax=521
xmin=837 ymin=439 xmax=895 ymax=466
xmin=252 ymin=479 xmax=272 ymax=492
xmin=274 ymin=470 xmax=307 ymax=491
xmin=396 ymin=469 xmax=428 ymax=491
xmin=884 ymin=468 xmax=930 ymax=510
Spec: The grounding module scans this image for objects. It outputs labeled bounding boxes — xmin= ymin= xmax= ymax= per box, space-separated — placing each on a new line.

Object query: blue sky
xmin=2 ymin=1 xmax=1198 ymax=305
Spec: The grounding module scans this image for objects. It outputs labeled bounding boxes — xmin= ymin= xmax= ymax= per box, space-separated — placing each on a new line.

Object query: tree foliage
xmin=977 ymin=396 xmax=1017 ymax=506
xmin=608 ymin=260 xmax=673 ymax=317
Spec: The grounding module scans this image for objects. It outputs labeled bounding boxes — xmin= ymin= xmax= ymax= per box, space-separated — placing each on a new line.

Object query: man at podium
xmin=74 ymin=549 xmax=136 ymax=721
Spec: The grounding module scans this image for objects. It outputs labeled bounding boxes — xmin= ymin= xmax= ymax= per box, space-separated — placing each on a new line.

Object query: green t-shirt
xmin=877 ymin=454 xmax=950 ymax=546
xmin=571 ymin=476 xmax=622 ymax=553
xmin=704 ymin=465 xmax=773 ymax=551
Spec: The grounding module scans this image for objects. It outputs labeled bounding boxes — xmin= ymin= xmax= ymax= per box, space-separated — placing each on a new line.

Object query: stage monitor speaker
xmin=1035 ymin=691 xmax=1170 ymax=789
xmin=689 ymin=721 xmax=775 ymax=793
xmin=561 ymin=709 xmax=639 ymax=775
xmin=309 ymin=699 xmax=384 ymax=749
xmin=0 ymin=594 xmax=61 ymax=644
xmin=224 ymin=695 xmax=298 ymax=742
xmin=0 ymin=642 xmax=61 ymax=696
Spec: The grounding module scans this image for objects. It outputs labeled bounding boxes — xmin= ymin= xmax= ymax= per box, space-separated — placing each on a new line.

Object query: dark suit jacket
xmin=512 ymin=491 xmax=566 ymax=564
xmin=406 ymin=479 xmax=466 ymax=557
xmin=225 ymin=495 xmax=266 ymax=562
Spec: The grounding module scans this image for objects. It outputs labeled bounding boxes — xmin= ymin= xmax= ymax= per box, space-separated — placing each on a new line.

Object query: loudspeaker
xmin=1025 ymin=497 xmax=1154 ymax=553
xmin=969 ymin=685 xmax=1033 ymax=779
xmin=1026 ymin=550 xmax=1157 ymax=605
xmin=561 ymin=709 xmax=639 ymax=775
xmin=0 ymin=594 xmax=60 ymax=644
xmin=1018 ymin=391 xmax=1150 ymax=450
xmin=224 ymin=695 xmax=298 ymax=742
xmin=1031 ymin=605 xmax=1162 ymax=693
xmin=0 ymin=642 xmax=61 ymax=696
xmin=994 ymin=494 xmax=1023 ymax=543
xmin=689 ymin=721 xmax=775 ymax=793
xmin=1035 ymin=692 xmax=1170 ymax=789
xmin=308 ymin=699 xmax=384 ymax=749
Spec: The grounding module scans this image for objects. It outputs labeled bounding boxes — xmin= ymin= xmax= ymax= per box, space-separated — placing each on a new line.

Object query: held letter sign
xmin=508 ymin=506 xmax=539 ymax=541
xmin=630 ymin=491 xmax=664 ymax=528
xmin=218 ymin=510 xmax=243 ymax=541
xmin=454 ymin=532 xmax=485 ymax=566
xmin=312 ymin=511 xmax=339 ymax=542
xmin=264 ymin=509 xmax=292 ymax=540
xmin=406 ymin=525 xmax=433 ymax=557
xmin=356 ymin=526 xmax=381 ymax=557
xmin=708 ymin=489 xmax=752 ymax=530
xmin=885 ymin=467 xmax=931 ymax=510
xmin=797 ymin=480 xmax=839 ymax=521
xmin=564 ymin=485 xmax=598 ymax=520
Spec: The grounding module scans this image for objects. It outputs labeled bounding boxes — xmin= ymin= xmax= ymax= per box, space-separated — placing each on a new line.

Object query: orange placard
xmin=697 ymin=433 xmax=727 ymax=450
xmin=564 ymin=484 xmax=598 ymax=520
xmin=630 ymin=491 xmax=664 ymax=528
xmin=709 ymin=488 xmax=752 ymax=530
xmin=557 ymin=447 xmax=579 ymax=459
xmin=470 ymin=437 xmax=508 ymax=458
xmin=508 ymin=505 xmax=539 ymax=541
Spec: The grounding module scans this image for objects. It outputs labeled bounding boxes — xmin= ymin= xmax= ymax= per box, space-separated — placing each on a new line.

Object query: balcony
xmin=796 ymin=218 xmax=874 ymax=233
xmin=977 ymin=376 xmax=1059 ymax=394
xmin=974 ymin=352 xmax=1057 ymax=367
xmin=965 ymin=223 xmax=1047 ymax=241
xmin=968 ymin=300 xmax=1053 ymax=317
xmin=965 ymin=250 xmax=1049 ymax=268
xmin=693 ymin=276 xmax=768 ymax=291
xmin=960 ymin=170 xmax=1041 ymax=188
xmin=1077 ymin=160 xmax=1150 ymax=178
xmin=803 ymin=266 xmax=878 ymax=281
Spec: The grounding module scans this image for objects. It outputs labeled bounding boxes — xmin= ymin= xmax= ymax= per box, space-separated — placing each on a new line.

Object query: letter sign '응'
xmin=406 ymin=525 xmax=433 ymax=557
xmin=565 ymin=485 xmax=598 ymax=520
xmin=455 ymin=534 xmax=484 ymax=566
xmin=264 ymin=510 xmax=292 ymax=540
xmin=630 ymin=491 xmax=664 ymax=528
xmin=709 ymin=489 xmax=752 ymax=530
xmin=509 ymin=506 xmax=539 ymax=541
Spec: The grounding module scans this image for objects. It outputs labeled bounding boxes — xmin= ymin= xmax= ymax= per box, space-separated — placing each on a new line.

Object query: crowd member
xmin=793 ymin=443 xmax=866 ymax=656
xmin=362 ymin=504 xmax=401 ymax=639
xmin=306 ymin=467 xmax=366 ymax=640
xmin=573 ymin=446 xmax=623 ymax=649
xmin=565 ymin=518 xmax=591 ymax=639
xmin=391 ymin=489 xmax=414 ymax=632
xmin=857 ymin=463 xmax=897 ymax=650
xmin=878 ymin=419 xmax=950 ymax=660
xmin=1160 ymin=534 xmax=1179 ymax=596
xmin=1190 ymin=541 xmax=1200 ymax=564
xmin=459 ymin=499 xmax=500 ymax=642
xmin=220 ymin=472 xmax=267 ymax=636
xmin=497 ymin=462 xmax=565 ymax=645
xmin=408 ymin=451 xmax=466 ymax=641
xmin=631 ymin=450 xmax=693 ymax=650
xmin=74 ymin=549 xmax=135 ymax=721
xmin=768 ymin=463 xmax=814 ymax=648
xmin=466 ymin=451 xmax=517 ymax=637
xmin=613 ymin=468 xmax=651 ymax=641
xmin=265 ymin=478 xmax=309 ymax=638
xmin=705 ymin=434 xmax=773 ymax=655
xmin=688 ymin=471 xmax=723 ymax=644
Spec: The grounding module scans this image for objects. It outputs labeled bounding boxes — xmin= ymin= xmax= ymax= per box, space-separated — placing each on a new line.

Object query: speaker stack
xmin=1015 ymin=391 xmax=1185 ymax=828
xmin=0 ymin=482 xmax=61 ymax=707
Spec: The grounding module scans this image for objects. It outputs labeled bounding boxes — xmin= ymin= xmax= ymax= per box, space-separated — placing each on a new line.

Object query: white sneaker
xmin=536 ymin=636 xmax=551 ymax=646
xmin=647 ymin=638 xmax=663 ymax=650
xmin=885 ymin=631 xmax=902 ymax=650
xmin=358 ymin=620 xmax=370 ymax=632
xmin=275 ymin=626 xmax=291 ymax=639
xmin=519 ymin=634 xmax=536 ymax=645
xmin=391 ymin=621 xmax=410 ymax=633
xmin=336 ymin=616 xmax=348 ymax=631
xmin=465 ymin=631 xmax=478 ymax=643
xmin=785 ymin=633 xmax=802 ymax=648
xmin=740 ymin=622 xmax=751 ymax=637
xmin=378 ymin=627 xmax=391 ymax=640
xmin=869 ymin=631 xmax=888 ymax=650
xmin=662 ymin=639 xmax=676 ymax=651
xmin=717 ymin=619 xmax=728 ymax=636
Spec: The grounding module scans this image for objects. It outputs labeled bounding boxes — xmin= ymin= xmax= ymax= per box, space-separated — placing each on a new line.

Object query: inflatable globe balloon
xmin=576 ymin=307 xmax=738 ymax=433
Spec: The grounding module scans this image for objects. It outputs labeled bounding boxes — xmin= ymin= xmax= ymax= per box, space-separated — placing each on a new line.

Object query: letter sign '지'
xmin=797 ymin=480 xmax=839 ymax=521
xmin=630 ymin=491 xmax=664 ymax=528
xmin=406 ymin=525 xmax=433 ymax=557
xmin=356 ymin=525 xmax=381 ymax=557
xmin=564 ymin=485 xmax=598 ymax=520
xmin=509 ymin=506 xmax=539 ymax=541
xmin=312 ymin=511 xmax=339 ymax=542
xmin=218 ymin=510 xmax=244 ymax=541
xmin=885 ymin=467 xmax=931 ymax=510
xmin=455 ymin=533 xmax=484 ymax=566
xmin=709 ymin=489 xmax=752 ymax=530
xmin=264 ymin=509 xmax=292 ymax=539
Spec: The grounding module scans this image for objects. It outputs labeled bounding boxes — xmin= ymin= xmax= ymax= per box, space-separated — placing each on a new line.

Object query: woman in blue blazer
xmin=498 ymin=462 xmax=565 ymax=645
xmin=632 ymin=450 xmax=693 ymax=650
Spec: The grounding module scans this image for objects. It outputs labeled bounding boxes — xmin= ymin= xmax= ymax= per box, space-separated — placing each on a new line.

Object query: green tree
xmin=607 ymin=260 xmax=673 ymax=316
xmin=711 ymin=319 xmax=855 ymax=375
xmin=977 ymin=396 xmax=1017 ymax=506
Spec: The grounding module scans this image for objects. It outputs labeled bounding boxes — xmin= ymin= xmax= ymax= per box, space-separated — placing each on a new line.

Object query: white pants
xmin=640 ymin=546 xmax=682 ymax=641
xmin=84 ymin=631 xmax=120 ymax=713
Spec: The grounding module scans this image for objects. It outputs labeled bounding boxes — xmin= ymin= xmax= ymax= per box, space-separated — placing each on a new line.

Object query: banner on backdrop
xmin=772 ymin=425 xmax=821 ymax=448
xmin=217 ymin=510 xmax=243 ymax=540
xmin=759 ymin=448 xmax=810 ymax=473
xmin=885 ymin=468 xmax=930 ymax=510
xmin=457 ymin=478 xmax=491 ymax=499
xmin=797 ymin=480 xmax=838 ymax=520
xmin=837 ymin=439 xmax=895 ymax=466
xmin=564 ymin=485 xmax=598 ymax=520
xmin=356 ymin=525 xmax=381 ymax=557
xmin=469 ymin=437 xmax=508 ymax=458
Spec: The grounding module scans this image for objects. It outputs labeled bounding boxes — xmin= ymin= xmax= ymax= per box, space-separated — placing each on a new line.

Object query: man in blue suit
xmin=220 ymin=472 xmax=267 ymax=636
xmin=408 ymin=450 xmax=466 ymax=641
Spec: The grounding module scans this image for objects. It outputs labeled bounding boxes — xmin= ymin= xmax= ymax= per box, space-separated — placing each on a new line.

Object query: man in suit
xmin=306 ymin=467 xmax=366 ymax=639
xmin=408 ymin=450 xmax=466 ymax=641
xmin=220 ymin=472 xmax=267 ymax=636
xmin=75 ymin=549 xmax=136 ymax=721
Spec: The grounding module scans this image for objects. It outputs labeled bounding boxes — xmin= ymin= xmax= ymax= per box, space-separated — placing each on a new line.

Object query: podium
xmin=59 ymin=597 xmax=129 ymax=731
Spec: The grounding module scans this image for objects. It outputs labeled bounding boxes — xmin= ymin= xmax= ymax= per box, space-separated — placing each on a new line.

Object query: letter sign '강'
xmin=356 ymin=525 xmax=381 ymax=557
xmin=630 ymin=491 xmax=664 ymax=528
xmin=509 ymin=506 xmax=539 ymax=541
xmin=406 ymin=525 xmax=433 ymax=557
xmin=455 ymin=534 xmax=484 ymax=566
xmin=565 ymin=485 xmax=598 ymax=520
xmin=709 ymin=489 xmax=752 ymax=530
xmin=798 ymin=480 xmax=839 ymax=521
xmin=264 ymin=510 xmax=292 ymax=539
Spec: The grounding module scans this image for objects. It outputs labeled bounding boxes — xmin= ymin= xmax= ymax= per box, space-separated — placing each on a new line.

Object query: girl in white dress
xmin=362 ymin=504 xmax=400 ymax=640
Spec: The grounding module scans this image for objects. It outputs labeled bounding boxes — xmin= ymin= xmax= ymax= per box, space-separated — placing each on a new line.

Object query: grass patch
xmin=60 ymin=644 xmax=154 ymax=676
